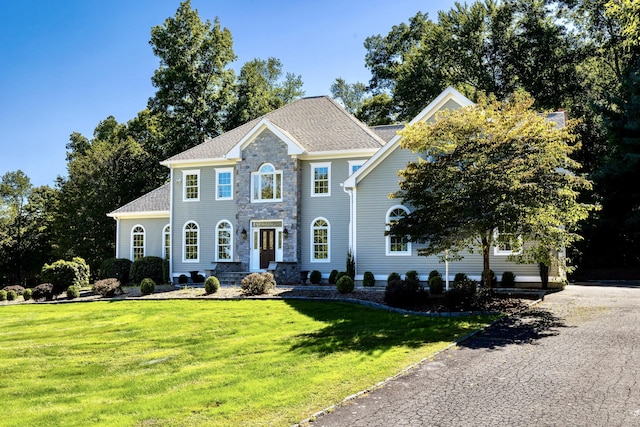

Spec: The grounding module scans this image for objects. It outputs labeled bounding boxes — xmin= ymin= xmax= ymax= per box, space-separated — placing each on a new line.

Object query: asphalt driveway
xmin=310 ymin=283 xmax=640 ymax=426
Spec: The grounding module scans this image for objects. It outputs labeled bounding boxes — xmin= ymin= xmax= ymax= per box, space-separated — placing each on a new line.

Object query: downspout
xmin=169 ymin=167 xmax=174 ymax=282
xmin=115 ymin=218 xmax=121 ymax=258
xmin=341 ymin=183 xmax=356 ymax=274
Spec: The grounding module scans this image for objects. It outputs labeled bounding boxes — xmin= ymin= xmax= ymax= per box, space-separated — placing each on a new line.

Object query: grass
xmin=0 ymin=300 xmax=495 ymax=426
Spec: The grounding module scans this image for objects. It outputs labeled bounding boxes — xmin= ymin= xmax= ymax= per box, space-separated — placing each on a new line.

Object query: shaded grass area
xmin=0 ymin=300 xmax=494 ymax=426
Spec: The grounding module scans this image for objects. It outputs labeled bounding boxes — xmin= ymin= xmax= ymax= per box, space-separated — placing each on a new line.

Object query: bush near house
xmin=335 ymin=271 xmax=348 ymax=283
xmin=429 ymin=276 xmax=444 ymax=295
xmin=309 ymin=270 xmax=322 ymax=285
xmin=428 ymin=270 xmax=442 ymax=280
xmin=32 ymin=284 xmax=55 ymax=301
xmin=2 ymin=285 xmax=25 ymax=295
xmin=178 ymin=274 xmax=189 ymax=285
xmin=140 ymin=278 xmax=155 ymax=295
xmin=501 ymin=271 xmax=516 ymax=287
xmin=22 ymin=288 xmax=32 ymax=301
xmin=241 ymin=272 xmax=276 ymax=295
xmin=387 ymin=272 xmax=401 ymax=284
xmin=453 ymin=273 xmax=468 ymax=284
xmin=336 ymin=276 xmax=354 ymax=293
xmin=41 ymin=260 xmax=84 ymax=296
xmin=6 ymin=290 xmax=17 ymax=301
xmin=204 ymin=276 xmax=220 ymax=294
xmin=328 ymin=270 xmax=338 ymax=284
xmin=384 ymin=278 xmax=426 ymax=308
xmin=405 ymin=270 xmax=420 ymax=285
xmin=67 ymin=286 xmax=80 ymax=299
xmin=91 ymin=278 xmax=123 ymax=297
xmin=0 ymin=290 xmax=6 ymax=301
xmin=363 ymin=271 xmax=376 ymax=287
xmin=444 ymin=279 xmax=478 ymax=311
xmin=99 ymin=258 xmax=132 ymax=284
xmin=130 ymin=256 xmax=164 ymax=285
xmin=72 ymin=257 xmax=90 ymax=287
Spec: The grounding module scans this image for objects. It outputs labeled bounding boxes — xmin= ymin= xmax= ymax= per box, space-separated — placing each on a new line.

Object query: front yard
xmin=0 ymin=299 xmax=494 ymax=426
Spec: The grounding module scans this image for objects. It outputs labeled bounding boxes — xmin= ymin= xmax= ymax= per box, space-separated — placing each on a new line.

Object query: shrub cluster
xmin=428 ymin=275 xmax=444 ymax=295
xmin=309 ymin=270 xmax=322 ymax=285
xmin=41 ymin=259 xmax=86 ymax=296
xmin=6 ymin=290 xmax=17 ymax=301
xmin=92 ymin=278 xmax=123 ymax=297
xmin=2 ymin=285 xmax=25 ymax=295
xmin=0 ymin=290 xmax=6 ymax=301
xmin=130 ymin=256 xmax=164 ymax=285
xmin=362 ymin=271 xmax=376 ymax=287
xmin=501 ymin=271 xmax=516 ymax=287
xmin=384 ymin=278 xmax=426 ymax=308
xmin=444 ymin=278 xmax=478 ymax=311
xmin=32 ymin=283 xmax=55 ymax=301
xmin=387 ymin=272 xmax=401 ymax=283
xmin=241 ymin=272 xmax=276 ymax=295
xmin=140 ymin=278 xmax=155 ymax=295
xmin=22 ymin=288 xmax=32 ymax=301
xmin=335 ymin=271 xmax=348 ymax=283
xmin=99 ymin=258 xmax=132 ymax=284
xmin=336 ymin=275 xmax=354 ymax=293
xmin=67 ymin=286 xmax=80 ymax=299
xmin=204 ymin=276 xmax=220 ymax=294
xmin=328 ymin=270 xmax=338 ymax=284
xmin=178 ymin=274 xmax=189 ymax=285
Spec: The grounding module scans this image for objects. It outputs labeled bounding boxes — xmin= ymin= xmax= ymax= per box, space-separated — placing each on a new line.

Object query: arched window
xmin=216 ymin=220 xmax=233 ymax=261
xmin=311 ymin=217 xmax=330 ymax=262
xmin=386 ymin=206 xmax=411 ymax=256
xmin=251 ymin=163 xmax=282 ymax=202
xmin=163 ymin=225 xmax=171 ymax=260
xmin=131 ymin=225 xmax=145 ymax=260
xmin=183 ymin=221 xmax=199 ymax=262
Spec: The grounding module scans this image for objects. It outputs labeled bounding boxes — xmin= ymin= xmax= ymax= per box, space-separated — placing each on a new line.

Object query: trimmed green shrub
xmin=0 ymin=290 xmax=6 ymax=301
xmin=241 ymin=272 xmax=276 ymax=295
xmin=41 ymin=260 xmax=81 ymax=296
xmin=346 ymin=250 xmax=355 ymax=279
xmin=309 ymin=270 xmax=322 ymax=285
xmin=501 ymin=271 xmax=516 ymax=287
xmin=405 ymin=270 xmax=420 ymax=285
xmin=387 ymin=272 xmax=401 ymax=284
xmin=335 ymin=271 xmax=348 ymax=282
xmin=6 ymin=290 xmax=17 ymax=301
xmin=385 ymin=279 xmax=426 ymax=308
xmin=66 ymin=286 xmax=80 ymax=299
xmin=72 ymin=257 xmax=90 ymax=287
xmin=363 ymin=271 xmax=376 ymax=287
xmin=22 ymin=288 xmax=32 ymax=301
xmin=428 ymin=270 xmax=442 ymax=280
xmin=444 ymin=279 xmax=478 ymax=311
xmin=328 ymin=270 xmax=338 ymax=284
xmin=453 ymin=273 xmax=468 ymax=284
xmin=140 ymin=278 xmax=155 ymax=295
xmin=130 ymin=256 xmax=164 ymax=285
xmin=178 ymin=274 xmax=189 ymax=285
xmin=2 ymin=285 xmax=25 ymax=295
xmin=336 ymin=275 xmax=355 ymax=293
xmin=428 ymin=275 xmax=444 ymax=295
xmin=194 ymin=274 xmax=205 ymax=283
xmin=32 ymin=283 xmax=54 ymax=301
xmin=99 ymin=258 xmax=132 ymax=284
xmin=92 ymin=278 xmax=123 ymax=297
xmin=204 ymin=276 xmax=220 ymax=294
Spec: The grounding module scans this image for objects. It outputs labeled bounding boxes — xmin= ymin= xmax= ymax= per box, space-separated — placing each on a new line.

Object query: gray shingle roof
xmin=164 ymin=96 xmax=385 ymax=163
xmin=108 ymin=183 xmax=170 ymax=216
xmin=370 ymin=124 xmax=405 ymax=143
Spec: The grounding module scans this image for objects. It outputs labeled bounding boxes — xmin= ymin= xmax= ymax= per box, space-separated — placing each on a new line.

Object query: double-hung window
xmin=311 ymin=218 xmax=330 ymax=262
xmin=216 ymin=168 xmax=233 ymax=200
xmin=252 ymin=163 xmax=282 ymax=202
xmin=216 ymin=220 xmax=233 ymax=261
xmin=131 ymin=225 xmax=145 ymax=260
xmin=311 ymin=162 xmax=331 ymax=197
xmin=386 ymin=206 xmax=411 ymax=256
xmin=183 ymin=221 xmax=199 ymax=262
xmin=163 ymin=225 xmax=171 ymax=260
xmin=183 ymin=170 xmax=200 ymax=201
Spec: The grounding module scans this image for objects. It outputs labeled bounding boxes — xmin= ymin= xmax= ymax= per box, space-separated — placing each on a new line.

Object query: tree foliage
xmin=390 ymin=92 xmax=595 ymax=286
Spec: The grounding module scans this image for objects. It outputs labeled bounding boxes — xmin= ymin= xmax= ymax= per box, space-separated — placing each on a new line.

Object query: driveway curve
xmin=311 ymin=283 xmax=640 ymax=427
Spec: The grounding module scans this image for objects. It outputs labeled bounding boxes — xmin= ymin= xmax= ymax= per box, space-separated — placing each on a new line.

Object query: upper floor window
xmin=131 ymin=225 xmax=145 ymax=261
xmin=163 ymin=225 xmax=171 ymax=260
xmin=348 ymin=160 xmax=365 ymax=175
xmin=216 ymin=220 xmax=233 ymax=261
xmin=183 ymin=221 xmax=199 ymax=262
xmin=183 ymin=170 xmax=200 ymax=201
xmin=311 ymin=162 xmax=331 ymax=196
xmin=252 ymin=163 xmax=282 ymax=202
xmin=311 ymin=217 xmax=330 ymax=262
xmin=216 ymin=168 xmax=233 ymax=200
xmin=386 ymin=206 xmax=411 ymax=256
xmin=493 ymin=230 xmax=522 ymax=256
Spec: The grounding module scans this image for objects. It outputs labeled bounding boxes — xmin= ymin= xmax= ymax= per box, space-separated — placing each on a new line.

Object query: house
xmin=108 ymin=87 xmax=564 ymax=285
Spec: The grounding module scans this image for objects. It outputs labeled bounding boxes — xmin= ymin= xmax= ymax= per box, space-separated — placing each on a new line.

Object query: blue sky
xmin=0 ymin=0 xmax=454 ymax=187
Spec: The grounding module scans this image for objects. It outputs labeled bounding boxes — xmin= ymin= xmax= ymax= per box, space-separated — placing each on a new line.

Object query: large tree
xmin=0 ymin=170 xmax=32 ymax=283
xmin=148 ymin=0 xmax=236 ymax=158
xmin=390 ymin=92 xmax=594 ymax=287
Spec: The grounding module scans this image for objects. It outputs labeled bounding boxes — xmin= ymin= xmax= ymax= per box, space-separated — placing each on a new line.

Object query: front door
xmin=259 ymin=228 xmax=276 ymax=269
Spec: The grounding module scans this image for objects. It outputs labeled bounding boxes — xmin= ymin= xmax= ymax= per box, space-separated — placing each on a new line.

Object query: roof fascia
xmin=225 ymin=118 xmax=306 ymax=160
xmin=159 ymin=158 xmax=237 ymax=169
xmin=297 ymin=148 xmax=379 ymax=160
xmin=107 ymin=211 xmax=170 ymax=219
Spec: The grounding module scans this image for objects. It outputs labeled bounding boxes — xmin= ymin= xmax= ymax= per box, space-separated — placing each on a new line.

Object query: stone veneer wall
xmin=234 ymin=130 xmax=301 ymax=271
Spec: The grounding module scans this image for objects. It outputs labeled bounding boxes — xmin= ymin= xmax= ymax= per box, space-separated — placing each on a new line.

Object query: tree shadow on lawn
xmin=284 ymin=300 xmax=487 ymax=356
xmin=459 ymin=307 xmax=570 ymax=350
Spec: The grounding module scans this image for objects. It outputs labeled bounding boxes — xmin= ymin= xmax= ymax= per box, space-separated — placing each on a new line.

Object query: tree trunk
xmin=482 ymin=235 xmax=491 ymax=288
xmin=539 ymin=262 xmax=549 ymax=289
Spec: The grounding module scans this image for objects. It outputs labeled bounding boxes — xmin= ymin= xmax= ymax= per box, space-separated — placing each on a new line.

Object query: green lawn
xmin=0 ymin=300 xmax=494 ymax=426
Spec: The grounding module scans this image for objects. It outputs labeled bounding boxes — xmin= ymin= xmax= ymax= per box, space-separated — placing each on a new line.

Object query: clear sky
xmin=0 ymin=0 xmax=454 ymax=188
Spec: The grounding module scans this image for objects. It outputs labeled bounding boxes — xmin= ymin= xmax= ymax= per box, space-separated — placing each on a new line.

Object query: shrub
xmin=241 ymin=272 xmax=276 ymax=295
xmin=328 ymin=270 xmax=338 ymax=284
xmin=99 ymin=258 xmax=132 ymax=284
xmin=22 ymin=288 xmax=32 ymax=301
xmin=444 ymin=279 xmax=478 ymax=311
xmin=162 ymin=258 xmax=170 ymax=284
xmin=6 ymin=290 xmax=16 ymax=301
xmin=140 ymin=278 xmax=156 ymax=295
xmin=453 ymin=273 xmax=468 ymax=284
xmin=91 ymin=278 xmax=123 ymax=297
xmin=41 ymin=260 xmax=81 ymax=296
xmin=501 ymin=271 xmax=516 ymax=287
xmin=66 ymin=285 xmax=80 ymax=299
xmin=0 ymin=290 xmax=6 ymax=301
xmin=32 ymin=283 xmax=54 ymax=301
xmin=336 ymin=275 xmax=355 ymax=293
xmin=346 ymin=250 xmax=355 ymax=279
xmin=2 ymin=285 xmax=25 ymax=295
xmin=204 ymin=276 xmax=220 ymax=294
xmin=335 ymin=271 xmax=348 ymax=282
xmin=428 ymin=270 xmax=442 ymax=281
xmin=387 ymin=272 xmax=401 ymax=283
xmin=72 ymin=257 xmax=90 ymax=287
xmin=405 ymin=270 xmax=420 ymax=285
xmin=428 ymin=276 xmax=444 ymax=295
xmin=483 ymin=270 xmax=498 ymax=288
xmin=194 ymin=274 xmax=205 ymax=283
xmin=130 ymin=256 xmax=164 ymax=285
xmin=309 ymin=270 xmax=322 ymax=285
xmin=178 ymin=274 xmax=189 ymax=285
xmin=363 ymin=271 xmax=376 ymax=287
xmin=385 ymin=279 xmax=426 ymax=308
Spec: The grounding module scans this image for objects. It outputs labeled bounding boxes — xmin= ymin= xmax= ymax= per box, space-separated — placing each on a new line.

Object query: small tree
xmin=391 ymin=91 xmax=595 ymax=287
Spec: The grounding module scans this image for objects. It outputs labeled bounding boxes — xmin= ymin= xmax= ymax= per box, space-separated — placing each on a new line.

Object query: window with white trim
xmin=311 ymin=217 xmax=330 ymax=262
xmin=348 ymin=160 xmax=365 ymax=175
xmin=131 ymin=225 xmax=145 ymax=260
xmin=183 ymin=221 xmax=199 ymax=262
xmin=311 ymin=162 xmax=331 ymax=196
xmin=493 ymin=230 xmax=522 ymax=255
xmin=183 ymin=170 xmax=200 ymax=201
xmin=215 ymin=168 xmax=233 ymax=200
xmin=252 ymin=163 xmax=282 ymax=202
xmin=386 ymin=206 xmax=411 ymax=255
xmin=216 ymin=220 xmax=233 ymax=261
xmin=163 ymin=225 xmax=171 ymax=260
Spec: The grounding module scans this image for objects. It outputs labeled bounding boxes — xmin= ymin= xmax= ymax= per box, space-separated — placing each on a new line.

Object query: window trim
xmin=183 ymin=221 xmax=200 ymax=263
xmin=215 ymin=220 xmax=233 ymax=262
xmin=182 ymin=170 xmax=200 ymax=202
xmin=163 ymin=224 xmax=171 ymax=260
xmin=310 ymin=217 xmax=330 ymax=263
xmin=215 ymin=168 xmax=234 ymax=201
xmin=251 ymin=163 xmax=283 ymax=202
xmin=493 ymin=230 xmax=523 ymax=256
xmin=385 ymin=205 xmax=411 ymax=256
xmin=310 ymin=162 xmax=331 ymax=197
xmin=131 ymin=224 xmax=146 ymax=261
xmin=348 ymin=160 xmax=366 ymax=175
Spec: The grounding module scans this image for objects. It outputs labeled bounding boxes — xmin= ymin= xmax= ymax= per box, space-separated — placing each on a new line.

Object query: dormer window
xmin=251 ymin=163 xmax=282 ymax=202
